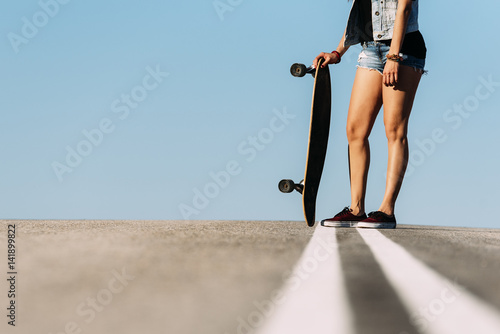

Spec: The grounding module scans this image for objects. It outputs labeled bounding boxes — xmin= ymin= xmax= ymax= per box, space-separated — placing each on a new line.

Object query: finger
xmin=313 ymin=53 xmax=324 ymax=68
xmin=318 ymin=54 xmax=328 ymax=68
xmin=387 ymin=73 xmax=392 ymax=86
xmin=388 ymin=72 xmax=395 ymax=86
xmin=321 ymin=55 xmax=331 ymax=68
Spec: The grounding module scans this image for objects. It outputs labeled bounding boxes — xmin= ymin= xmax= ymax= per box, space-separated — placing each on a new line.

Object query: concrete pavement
xmin=1 ymin=220 xmax=499 ymax=334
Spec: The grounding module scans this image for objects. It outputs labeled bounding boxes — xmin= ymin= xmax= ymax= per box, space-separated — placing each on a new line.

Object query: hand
xmin=383 ymin=60 xmax=400 ymax=87
xmin=313 ymin=52 xmax=340 ymax=68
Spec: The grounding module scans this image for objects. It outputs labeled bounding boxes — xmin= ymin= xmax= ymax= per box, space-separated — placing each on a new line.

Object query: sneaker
xmin=357 ymin=211 xmax=397 ymax=229
xmin=321 ymin=207 xmax=368 ymax=228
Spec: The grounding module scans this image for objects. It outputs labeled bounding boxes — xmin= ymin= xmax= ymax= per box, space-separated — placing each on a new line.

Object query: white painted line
xmin=358 ymin=229 xmax=500 ymax=334
xmin=255 ymin=226 xmax=355 ymax=334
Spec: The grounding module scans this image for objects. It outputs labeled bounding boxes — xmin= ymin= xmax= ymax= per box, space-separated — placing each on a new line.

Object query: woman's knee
xmin=346 ymin=123 xmax=370 ymax=144
xmin=385 ymin=124 xmax=408 ymax=142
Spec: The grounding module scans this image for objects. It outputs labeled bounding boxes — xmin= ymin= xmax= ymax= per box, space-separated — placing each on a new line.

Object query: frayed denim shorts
xmin=357 ymin=41 xmax=426 ymax=75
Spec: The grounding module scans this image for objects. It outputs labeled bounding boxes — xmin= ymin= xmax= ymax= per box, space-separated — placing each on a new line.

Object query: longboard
xmin=279 ymin=58 xmax=332 ymax=227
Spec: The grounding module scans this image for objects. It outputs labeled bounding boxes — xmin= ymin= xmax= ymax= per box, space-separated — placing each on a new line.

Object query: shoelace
xmin=335 ymin=207 xmax=352 ymax=218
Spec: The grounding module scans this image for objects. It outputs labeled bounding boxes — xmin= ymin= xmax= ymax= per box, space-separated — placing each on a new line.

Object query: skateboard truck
xmin=278 ymin=179 xmax=304 ymax=194
xmin=290 ymin=63 xmax=316 ymax=78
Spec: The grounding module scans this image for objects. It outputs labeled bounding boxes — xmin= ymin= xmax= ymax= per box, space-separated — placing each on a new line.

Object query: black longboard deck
xmin=279 ymin=59 xmax=331 ymax=227
xmin=302 ymin=59 xmax=331 ymax=226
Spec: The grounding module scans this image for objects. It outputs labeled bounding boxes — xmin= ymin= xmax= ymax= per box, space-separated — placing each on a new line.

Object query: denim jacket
xmin=344 ymin=0 xmax=419 ymax=47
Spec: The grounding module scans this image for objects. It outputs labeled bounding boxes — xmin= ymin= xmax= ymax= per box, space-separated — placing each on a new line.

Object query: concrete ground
xmin=0 ymin=220 xmax=499 ymax=334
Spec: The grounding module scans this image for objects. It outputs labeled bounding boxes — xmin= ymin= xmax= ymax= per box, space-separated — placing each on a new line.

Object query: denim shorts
xmin=357 ymin=41 xmax=426 ymax=75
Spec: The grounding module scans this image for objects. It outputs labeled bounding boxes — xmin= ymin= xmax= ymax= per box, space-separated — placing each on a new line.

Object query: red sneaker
xmin=357 ymin=211 xmax=397 ymax=229
xmin=321 ymin=207 xmax=367 ymax=228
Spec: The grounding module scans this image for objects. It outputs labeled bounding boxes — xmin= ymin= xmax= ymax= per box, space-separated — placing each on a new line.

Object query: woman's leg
xmin=379 ymin=65 xmax=422 ymax=215
xmin=346 ymin=68 xmax=384 ymax=215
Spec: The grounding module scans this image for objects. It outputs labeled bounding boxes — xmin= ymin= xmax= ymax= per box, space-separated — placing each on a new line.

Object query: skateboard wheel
xmin=290 ymin=63 xmax=307 ymax=77
xmin=278 ymin=179 xmax=295 ymax=193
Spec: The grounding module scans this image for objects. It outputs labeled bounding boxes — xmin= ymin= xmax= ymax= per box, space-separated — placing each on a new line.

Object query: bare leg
xmin=379 ymin=65 xmax=422 ymax=215
xmin=346 ymin=68 xmax=383 ymax=215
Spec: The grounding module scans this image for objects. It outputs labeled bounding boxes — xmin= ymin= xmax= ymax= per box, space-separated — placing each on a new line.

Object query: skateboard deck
xmin=279 ymin=58 xmax=331 ymax=227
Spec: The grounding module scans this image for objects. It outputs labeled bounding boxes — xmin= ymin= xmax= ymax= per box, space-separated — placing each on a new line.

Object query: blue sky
xmin=1 ymin=0 xmax=499 ymax=228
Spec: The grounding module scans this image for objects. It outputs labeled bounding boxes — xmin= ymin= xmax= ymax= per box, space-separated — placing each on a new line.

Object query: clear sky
xmin=1 ymin=0 xmax=499 ymax=228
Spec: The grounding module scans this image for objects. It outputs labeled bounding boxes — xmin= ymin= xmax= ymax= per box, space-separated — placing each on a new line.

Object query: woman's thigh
xmin=347 ymin=67 xmax=384 ymax=140
xmin=382 ymin=65 xmax=422 ymax=137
